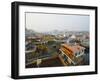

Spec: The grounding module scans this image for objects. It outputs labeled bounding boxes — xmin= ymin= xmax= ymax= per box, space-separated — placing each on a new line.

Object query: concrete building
xmin=59 ymin=44 xmax=85 ymax=65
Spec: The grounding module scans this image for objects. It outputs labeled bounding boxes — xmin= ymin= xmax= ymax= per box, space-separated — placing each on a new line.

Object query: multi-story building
xmin=59 ymin=44 xmax=85 ymax=66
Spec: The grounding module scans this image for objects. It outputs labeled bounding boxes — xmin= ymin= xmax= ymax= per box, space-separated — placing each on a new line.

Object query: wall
xmin=0 ymin=0 xmax=99 ymax=81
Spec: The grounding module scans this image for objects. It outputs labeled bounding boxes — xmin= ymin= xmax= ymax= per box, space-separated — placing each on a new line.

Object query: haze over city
xmin=25 ymin=12 xmax=90 ymax=68
xmin=26 ymin=12 xmax=90 ymax=33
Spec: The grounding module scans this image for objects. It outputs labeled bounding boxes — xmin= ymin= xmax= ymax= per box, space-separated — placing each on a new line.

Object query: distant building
xmin=59 ymin=44 xmax=85 ymax=65
xmin=67 ymin=35 xmax=76 ymax=44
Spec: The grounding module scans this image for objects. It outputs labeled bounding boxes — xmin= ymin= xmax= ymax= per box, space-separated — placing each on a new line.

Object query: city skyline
xmin=26 ymin=12 xmax=90 ymax=33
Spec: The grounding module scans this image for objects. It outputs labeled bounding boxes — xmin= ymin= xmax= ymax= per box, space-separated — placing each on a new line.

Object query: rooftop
xmin=61 ymin=44 xmax=85 ymax=54
xmin=26 ymin=56 xmax=64 ymax=68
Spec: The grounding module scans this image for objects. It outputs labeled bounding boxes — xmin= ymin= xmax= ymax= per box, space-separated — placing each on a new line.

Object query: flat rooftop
xmin=26 ymin=56 xmax=64 ymax=68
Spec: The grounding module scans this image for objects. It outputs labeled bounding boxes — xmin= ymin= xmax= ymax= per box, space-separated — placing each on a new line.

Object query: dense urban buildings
xmin=25 ymin=28 xmax=89 ymax=68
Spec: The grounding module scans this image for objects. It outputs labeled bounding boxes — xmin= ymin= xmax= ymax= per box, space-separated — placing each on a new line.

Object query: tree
xmin=35 ymin=44 xmax=49 ymax=54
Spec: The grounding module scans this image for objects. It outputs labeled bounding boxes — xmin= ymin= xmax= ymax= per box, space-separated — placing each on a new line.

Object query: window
xmin=75 ymin=53 xmax=77 ymax=56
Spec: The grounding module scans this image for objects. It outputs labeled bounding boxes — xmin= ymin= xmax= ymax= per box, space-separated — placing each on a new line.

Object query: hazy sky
xmin=26 ymin=12 xmax=89 ymax=33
